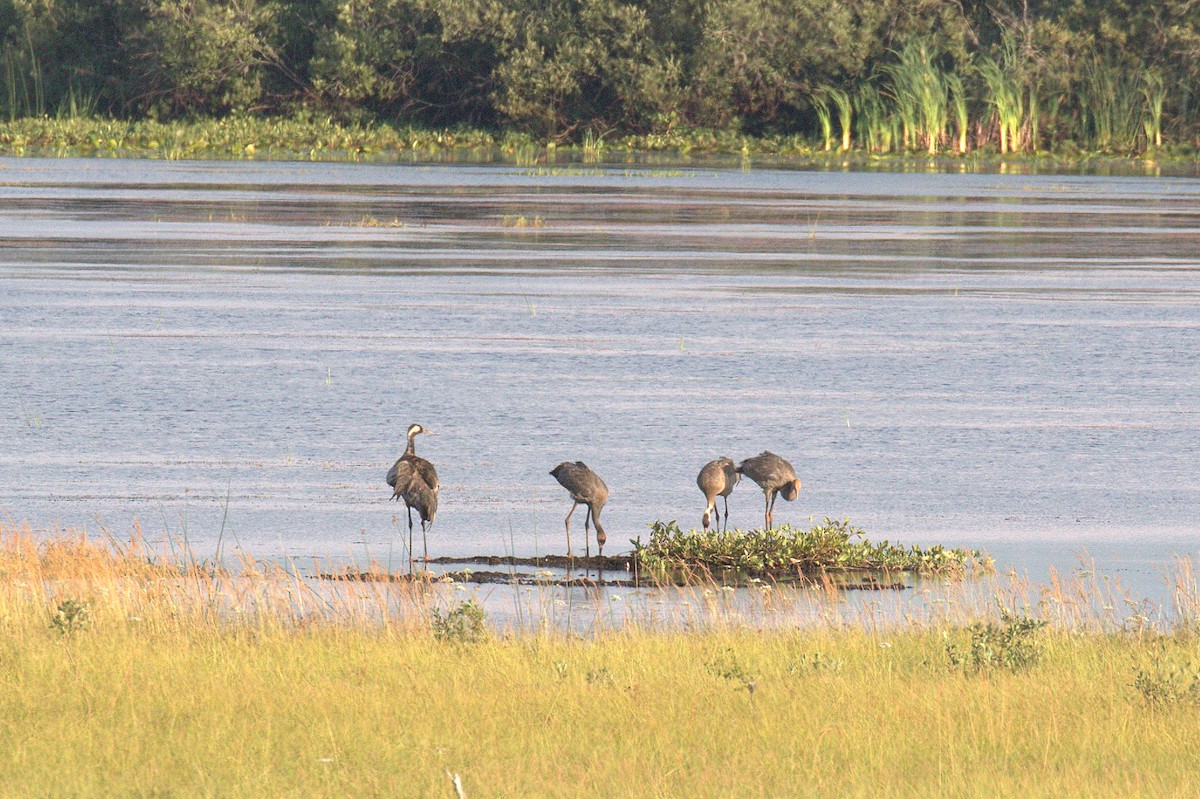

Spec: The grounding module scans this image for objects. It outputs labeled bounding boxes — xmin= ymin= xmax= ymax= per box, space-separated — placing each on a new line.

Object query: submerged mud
xmin=320 ymin=554 xmax=910 ymax=590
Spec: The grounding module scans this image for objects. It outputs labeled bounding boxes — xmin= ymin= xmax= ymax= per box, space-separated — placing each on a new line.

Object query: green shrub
xmin=1133 ymin=643 xmax=1200 ymax=706
xmin=49 ymin=598 xmax=92 ymax=637
xmin=707 ymin=647 xmax=757 ymax=694
xmin=944 ymin=607 xmax=1048 ymax=673
xmin=431 ymin=599 xmax=487 ymax=644
xmin=632 ymin=519 xmax=984 ymax=581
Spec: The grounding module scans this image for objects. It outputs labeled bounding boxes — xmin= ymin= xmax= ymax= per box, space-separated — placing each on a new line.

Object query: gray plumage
xmin=387 ymin=423 xmax=439 ymax=565
xmin=737 ymin=451 xmax=801 ymax=530
xmin=387 ymin=424 xmax=439 ymax=496
xmin=697 ymin=457 xmax=739 ymax=531
xmin=550 ymin=461 xmax=609 ymax=558
xmin=401 ymin=473 xmax=438 ymax=539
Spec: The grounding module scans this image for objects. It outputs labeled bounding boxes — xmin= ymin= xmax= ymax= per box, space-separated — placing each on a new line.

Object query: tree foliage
xmin=2 ymin=0 xmax=1199 ymax=150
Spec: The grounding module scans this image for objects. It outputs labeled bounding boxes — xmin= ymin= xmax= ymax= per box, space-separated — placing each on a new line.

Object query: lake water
xmin=1 ymin=156 xmax=1198 ymax=602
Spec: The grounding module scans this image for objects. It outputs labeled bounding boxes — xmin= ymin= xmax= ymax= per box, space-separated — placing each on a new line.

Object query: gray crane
xmin=697 ymin=457 xmax=739 ymax=532
xmin=387 ymin=423 xmax=440 ymax=566
xmin=737 ymin=451 xmax=801 ymax=530
xmin=550 ymin=461 xmax=608 ymax=558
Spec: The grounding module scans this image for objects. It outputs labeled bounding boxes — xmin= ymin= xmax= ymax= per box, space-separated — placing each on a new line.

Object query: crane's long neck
xmin=591 ymin=506 xmax=607 ymax=554
xmin=405 ymin=434 xmax=417 ymax=457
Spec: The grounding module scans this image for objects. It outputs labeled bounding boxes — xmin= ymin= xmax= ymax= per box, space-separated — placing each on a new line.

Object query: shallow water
xmin=1 ymin=157 xmax=1198 ymax=601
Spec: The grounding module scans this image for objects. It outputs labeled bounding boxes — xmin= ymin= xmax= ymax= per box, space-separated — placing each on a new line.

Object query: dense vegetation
xmin=2 ymin=0 xmax=1199 ymax=155
xmin=633 ymin=519 xmax=985 ymax=581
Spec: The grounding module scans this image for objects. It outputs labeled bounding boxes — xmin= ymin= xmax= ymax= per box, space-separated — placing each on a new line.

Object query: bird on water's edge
xmin=697 ymin=456 xmax=740 ymax=532
xmin=387 ymin=423 xmax=440 ymax=568
xmin=737 ymin=451 xmax=801 ymax=530
xmin=550 ymin=460 xmax=609 ymax=558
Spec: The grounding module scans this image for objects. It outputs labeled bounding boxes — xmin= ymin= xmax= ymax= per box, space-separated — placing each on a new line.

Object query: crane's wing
xmin=415 ymin=458 xmax=440 ymax=494
xmin=739 ymin=452 xmax=793 ymax=487
xmin=387 ymin=458 xmax=415 ymax=490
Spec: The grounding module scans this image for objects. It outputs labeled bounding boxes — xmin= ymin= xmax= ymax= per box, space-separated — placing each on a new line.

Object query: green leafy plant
xmin=50 ymin=598 xmax=92 ymax=637
xmin=431 ymin=599 xmax=487 ymax=644
xmin=707 ymin=648 xmax=757 ymax=694
xmin=786 ymin=651 xmax=842 ymax=675
xmin=944 ymin=607 xmax=1047 ymax=673
xmin=586 ymin=667 xmax=614 ymax=686
xmin=1133 ymin=644 xmax=1200 ymax=707
xmin=632 ymin=519 xmax=985 ymax=582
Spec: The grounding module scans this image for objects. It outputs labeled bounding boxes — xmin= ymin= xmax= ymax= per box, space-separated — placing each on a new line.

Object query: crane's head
xmin=407 ymin=423 xmax=431 ymax=439
xmin=780 ymin=478 xmax=802 ymax=501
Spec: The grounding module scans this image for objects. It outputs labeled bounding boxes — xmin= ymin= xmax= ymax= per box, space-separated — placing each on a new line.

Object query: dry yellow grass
xmin=2 ymin=521 xmax=1199 ymax=798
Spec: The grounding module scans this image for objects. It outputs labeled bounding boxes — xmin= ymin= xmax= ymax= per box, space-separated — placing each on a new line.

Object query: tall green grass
xmin=2 ymin=31 xmax=45 ymax=121
xmin=978 ymin=46 xmax=1025 ymax=154
xmin=1080 ymin=58 xmax=1145 ymax=152
xmin=881 ymin=41 xmax=949 ymax=155
xmin=1141 ymin=70 xmax=1166 ymax=149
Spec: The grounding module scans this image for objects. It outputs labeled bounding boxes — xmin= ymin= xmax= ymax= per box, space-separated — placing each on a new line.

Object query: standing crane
xmin=697 ymin=457 xmax=739 ymax=531
xmin=737 ymin=451 xmax=801 ymax=530
xmin=550 ymin=461 xmax=609 ymax=558
xmin=387 ymin=423 xmax=440 ymax=567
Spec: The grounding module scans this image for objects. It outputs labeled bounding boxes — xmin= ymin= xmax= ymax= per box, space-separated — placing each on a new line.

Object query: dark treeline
xmin=3 ymin=0 xmax=1200 ymax=153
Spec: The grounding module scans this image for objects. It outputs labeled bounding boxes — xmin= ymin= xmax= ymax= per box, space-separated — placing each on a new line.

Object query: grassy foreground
xmin=3 ymin=522 xmax=1200 ymax=798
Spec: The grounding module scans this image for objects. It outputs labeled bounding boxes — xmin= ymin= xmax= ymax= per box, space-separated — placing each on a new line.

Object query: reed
xmin=880 ymin=41 xmax=946 ymax=153
xmin=810 ymin=88 xmax=835 ymax=151
xmin=977 ymin=46 xmax=1024 ymax=153
xmin=2 ymin=33 xmax=45 ymax=121
xmin=1079 ymin=57 xmax=1144 ymax=152
xmin=945 ymin=72 xmax=970 ymax=153
xmin=810 ymin=87 xmax=852 ymax=152
xmin=827 ymin=86 xmax=853 ymax=152
xmin=853 ymin=80 xmax=893 ymax=154
xmin=1141 ymin=69 xmax=1166 ymax=149
xmin=581 ymin=127 xmax=607 ymax=162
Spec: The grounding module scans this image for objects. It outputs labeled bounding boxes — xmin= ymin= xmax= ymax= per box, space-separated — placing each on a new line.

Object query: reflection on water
xmin=1 ymin=157 xmax=1198 ymax=603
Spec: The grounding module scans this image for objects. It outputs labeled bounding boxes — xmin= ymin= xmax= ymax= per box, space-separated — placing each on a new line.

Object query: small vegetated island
xmin=631 ymin=519 xmax=986 ymax=586
xmin=412 ymin=520 xmax=987 ymax=589
xmin=1 ymin=0 xmax=1197 ymax=161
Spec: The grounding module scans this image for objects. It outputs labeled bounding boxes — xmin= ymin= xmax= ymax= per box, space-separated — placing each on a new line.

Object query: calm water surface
xmin=1 ymin=157 xmax=1198 ymax=599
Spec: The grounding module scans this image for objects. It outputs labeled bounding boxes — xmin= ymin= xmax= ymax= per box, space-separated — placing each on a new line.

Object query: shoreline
xmin=1 ymin=116 xmax=1197 ymax=176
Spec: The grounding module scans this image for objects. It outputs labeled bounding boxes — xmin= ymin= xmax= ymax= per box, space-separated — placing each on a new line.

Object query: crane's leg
xmin=584 ymin=506 xmax=592 ymax=559
xmin=422 ymin=520 xmax=430 ymax=566
xmin=768 ymin=491 xmax=778 ymax=530
xmin=722 ymin=495 xmax=730 ymax=531
xmin=564 ymin=501 xmax=579 ymax=558
xmin=406 ymin=503 xmax=415 ymax=575
xmin=703 ymin=498 xmax=714 ymax=532
xmin=763 ymin=491 xmax=771 ymax=530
